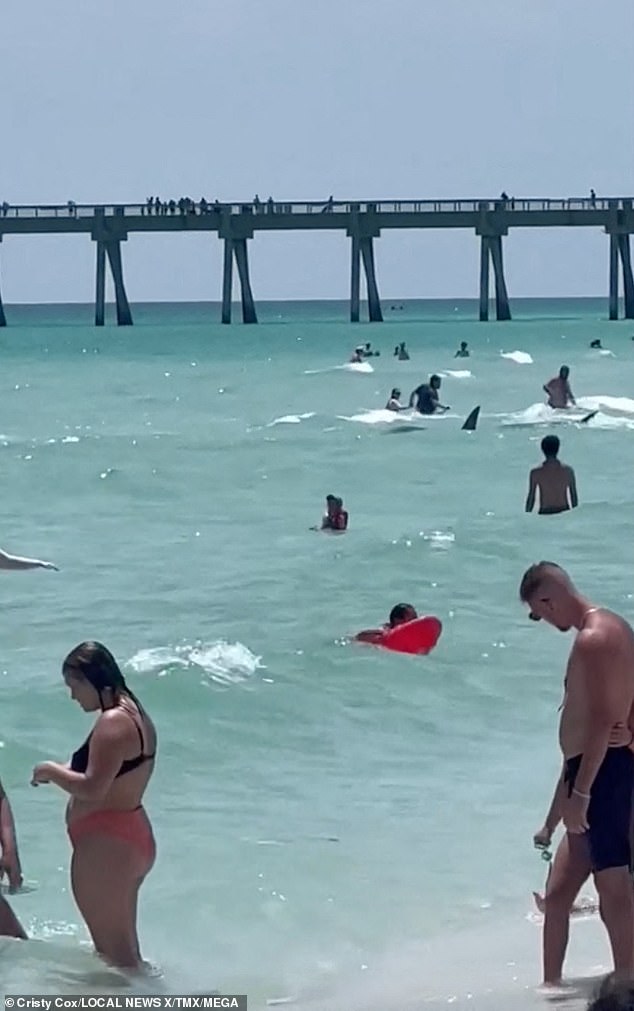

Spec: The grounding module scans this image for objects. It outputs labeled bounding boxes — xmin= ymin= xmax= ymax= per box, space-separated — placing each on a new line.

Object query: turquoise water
xmin=1 ymin=298 xmax=634 ymax=1008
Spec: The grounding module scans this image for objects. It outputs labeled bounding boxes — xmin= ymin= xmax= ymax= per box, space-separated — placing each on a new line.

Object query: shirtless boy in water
xmin=520 ymin=563 xmax=634 ymax=985
xmin=0 ymin=777 xmax=26 ymax=938
xmin=525 ymin=436 xmax=578 ymax=515
xmin=544 ymin=366 xmax=576 ymax=409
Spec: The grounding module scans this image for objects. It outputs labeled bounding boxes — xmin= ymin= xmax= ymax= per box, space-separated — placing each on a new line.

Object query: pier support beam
xmin=489 ymin=235 xmax=511 ymax=321
xmin=233 ymin=238 xmax=257 ymax=324
xmin=95 ymin=241 xmax=106 ymax=327
xmin=618 ymin=234 xmax=634 ymax=319
xmin=221 ymin=238 xmax=234 ymax=324
xmin=359 ymin=236 xmax=383 ymax=322
xmin=609 ymin=233 xmax=619 ymax=321
xmin=350 ymin=236 xmax=361 ymax=323
xmin=104 ymin=240 xmax=133 ymax=325
xmin=476 ymin=233 xmax=511 ymax=320
xmin=0 ymin=243 xmax=6 ymax=328
xmin=479 ymin=236 xmax=491 ymax=321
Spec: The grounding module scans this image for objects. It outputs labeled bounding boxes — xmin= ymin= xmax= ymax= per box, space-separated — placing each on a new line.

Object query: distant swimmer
xmin=312 ymin=494 xmax=348 ymax=532
xmin=590 ymin=339 xmax=603 ymax=349
xmin=393 ymin=342 xmax=410 ymax=361
xmin=454 ymin=341 xmax=470 ymax=358
xmin=385 ymin=387 xmax=405 ymax=412
xmin=350 ymin=346 xmax=364 ymax=363
xmin=362 ymin=343 xmax=380 ymax=358
xmin=0 ymin=777 xmax=27 ymax=939
xmin=409 ymin=374 xmax=450 ymax=415
xmin=525 ymin=436 xmax=578 ymax=515
xmin=543 ymin=365 xmax=576 ymax=409
xmin=354 ymin=603 xmax=417 ymax=645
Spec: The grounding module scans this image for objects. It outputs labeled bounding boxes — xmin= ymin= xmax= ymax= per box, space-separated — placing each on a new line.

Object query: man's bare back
xmin=559 ymin=608 xmax=634 ymax=760
xmin=526 ymin=460 xmax=578 ymax=515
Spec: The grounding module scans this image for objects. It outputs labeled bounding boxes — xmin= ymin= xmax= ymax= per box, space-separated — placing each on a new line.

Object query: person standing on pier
xmin=543 ymin=366 xmax=576 ymax=409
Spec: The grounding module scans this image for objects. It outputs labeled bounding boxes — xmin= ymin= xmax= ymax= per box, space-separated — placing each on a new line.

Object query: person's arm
xmin=0 ymin=779 xmax=23 ymax=891
xmin=354 ymin=629 xmax=385 ymax=645
xmin=31 ymin=718 xmax=126 ymax=803
xmin=567 ymin=467 xmax=578 ymax=509
xmin=0 ymin=548 xmax=57 ymax=571
xmin=408 ymin=389 xmax=417 ymax=408
xmin=567 ymin=383 xmax=576 ymax=406
xmin=525 ymin=470 xmax=537 ymax=512
xmin=543 ymin=383 xmax=552 ymax=396
xmin=570 ymin=632 xmax=622 ymax=795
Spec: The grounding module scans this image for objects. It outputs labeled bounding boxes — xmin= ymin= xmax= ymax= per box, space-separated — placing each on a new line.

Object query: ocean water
xmin=1 ymin=298 xmax=634 ymax=1008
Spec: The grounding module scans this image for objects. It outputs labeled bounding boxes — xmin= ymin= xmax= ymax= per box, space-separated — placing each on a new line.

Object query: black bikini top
xmin=70 ymin=705 xmax=155 ymax=778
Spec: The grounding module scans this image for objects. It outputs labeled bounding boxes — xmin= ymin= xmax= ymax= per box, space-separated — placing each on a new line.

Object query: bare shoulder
xmin=93 ymin=707 xmax=135 ymax=740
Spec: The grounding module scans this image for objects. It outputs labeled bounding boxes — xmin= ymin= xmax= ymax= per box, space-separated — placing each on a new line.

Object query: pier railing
xmin=1 ymin=196 xmax=633 ymax=219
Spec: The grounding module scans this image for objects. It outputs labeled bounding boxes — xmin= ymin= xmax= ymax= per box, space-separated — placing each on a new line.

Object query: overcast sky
xmin=1 ymin=0 xmax=632 ymax=304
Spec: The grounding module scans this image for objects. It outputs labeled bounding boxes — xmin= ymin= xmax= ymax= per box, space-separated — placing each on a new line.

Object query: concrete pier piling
xmin=618 ymin=234 xmax=634 ymax=319
xmin=95 ymin=240 xmax=106 ymax=326
xmin=478 ymin=233 xmax=511 ymax=321
xmin=359 ymin=236 xmax=383 ymax=322
xmin=350 ymin=235 xmax=361 ymax=323
xmin=0 ymin=195 xmax=632 ymax=324
xmin=0 ymin=241 xmax=6 ymax=327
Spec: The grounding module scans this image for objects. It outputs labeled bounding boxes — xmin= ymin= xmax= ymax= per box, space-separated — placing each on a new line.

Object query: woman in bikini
xmin=0 ymin=776 xmax=27 ymax=940
xmin=31 ymin=641 xmax=157 ymax=969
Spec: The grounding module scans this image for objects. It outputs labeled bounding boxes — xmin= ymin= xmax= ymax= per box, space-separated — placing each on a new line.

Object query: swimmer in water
xmin=454 ymin=341 xmax=470 ymax=358
xmin=525 ymin=435 xmax=578 ymax=515
xmin=355 ymin=603 xmax=418 ymax=645
xmin=385 ymin=388 xmax=404 ymax=412
xmin=363 ymin=343 xmax=380 ymax=358
xmin=590 ymin=339 xmax=603 ymax=349
xmin=350 ymin=346 xmax=364 ymax=363
xmin=0 ymin=777 xmax=27 ymax=939
xmin=311 ymin=494 xmax=348 ymax=532
xmin=31 ymin=641 xmax=157 ymax=969
xmin=543 ymin=366 xmax=576 ymax=409
xmin=408 ymin=375 xmax=450 ymax=415
xmin=393 ymin=342 xmax=409 ymax=361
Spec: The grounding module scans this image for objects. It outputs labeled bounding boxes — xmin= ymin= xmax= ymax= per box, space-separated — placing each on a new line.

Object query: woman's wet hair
xmin=63 ymin=641 xmax=140 ymax=711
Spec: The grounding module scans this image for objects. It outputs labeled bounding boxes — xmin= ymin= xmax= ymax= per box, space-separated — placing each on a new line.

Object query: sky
xmin=1 ymin=0 xmax=632 ymax=304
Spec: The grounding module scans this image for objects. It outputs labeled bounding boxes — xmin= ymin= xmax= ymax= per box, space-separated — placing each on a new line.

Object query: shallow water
xmin=1 ymin=298 xmax=634 ymax=1007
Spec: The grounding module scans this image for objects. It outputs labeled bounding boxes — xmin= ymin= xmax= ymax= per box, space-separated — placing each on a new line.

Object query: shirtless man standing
xmin=520 ymin=562 xmax=634 ymax=984
xmin=543 ymin=366 xmax=576 ymax=409
xmin=525 ymin=436 xmax=578 ymax=515
xmin=0 ymin=777 xmax=26 ymax=939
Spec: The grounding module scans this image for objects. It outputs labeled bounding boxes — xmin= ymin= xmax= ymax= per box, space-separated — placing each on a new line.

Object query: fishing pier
xmin=0 ymin=196 xmax=633 ymax=325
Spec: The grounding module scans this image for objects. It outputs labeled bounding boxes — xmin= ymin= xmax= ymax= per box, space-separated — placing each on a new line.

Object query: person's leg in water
xmin=70 ymin=820 xmax=155 ymax=969
xmin=0 ymin=895 xmax=27 ymax=939
xmin=538 ymin=832 xmax=592 ymax=985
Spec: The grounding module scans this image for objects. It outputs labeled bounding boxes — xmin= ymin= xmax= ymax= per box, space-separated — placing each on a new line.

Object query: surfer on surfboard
xmin=355 ymin=604 xmax=418 ymax=645
xmin=525 ymin=435 xmax=578 ymax=515
xmin=543 ymin=366 xmax=576 ymax=409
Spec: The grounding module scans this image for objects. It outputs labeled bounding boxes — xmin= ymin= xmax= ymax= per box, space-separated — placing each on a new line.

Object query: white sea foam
xmin=441 ymin=369 xmax=473 ymax=378
xmin=304 ymin=361 xmax=374 ymax=375
xmin=501 ymin=395 xmax=634 ymax=430
xmin=500 ymin=350 xmax=533 ymax=364
xmin=127 ymin=640 xmax=263 ymax=685
xmin=338 ymin=408 xmax=421 ymax=426
xmin=267 ymin=412 xmax=316 ymax=427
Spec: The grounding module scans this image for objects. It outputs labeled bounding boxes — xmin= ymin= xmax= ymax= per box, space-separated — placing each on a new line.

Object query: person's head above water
xmin=326 ymin=494 xmax=343 ymax=515
xmin=63 ymin=640 xmax=137 ymax=713
xmin=519 ymin=561 xmax=589 ymax=632
xmin=388 ymin=603 xmax=418 ymax=627
xmin=541 ymin=434 xmax=560 ymax=459
xmin=559 ymin=365 xmax=570 ymax=380
xmin=390 ymin=387 xmax=401 ymax=399
xmin=429 ymin=374 xmax=441 ymax=389
xmin=460 ymin=342 xmax=468 ymax=350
